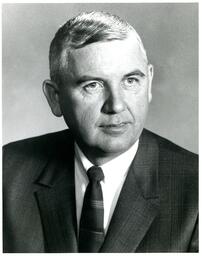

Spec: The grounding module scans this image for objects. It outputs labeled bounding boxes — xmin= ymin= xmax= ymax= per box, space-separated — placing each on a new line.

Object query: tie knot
xmin=87 ymin=166 xmax=104 ymax=182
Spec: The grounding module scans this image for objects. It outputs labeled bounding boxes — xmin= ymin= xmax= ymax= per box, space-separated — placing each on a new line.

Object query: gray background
xmin=2 ymin=3 xmax=198 ymax=153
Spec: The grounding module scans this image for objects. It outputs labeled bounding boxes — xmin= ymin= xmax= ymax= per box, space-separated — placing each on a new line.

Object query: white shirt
xmin=74 ymin=141 xmax=139 ymax=233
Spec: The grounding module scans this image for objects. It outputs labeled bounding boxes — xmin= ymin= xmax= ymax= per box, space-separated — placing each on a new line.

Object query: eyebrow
xmin=124 ymin=70 xmax=146 ymax=78
xmin=75 ymin=69 xmax=146 ymax=85
xmin=76 ymin=76 xmax=104 ymax=85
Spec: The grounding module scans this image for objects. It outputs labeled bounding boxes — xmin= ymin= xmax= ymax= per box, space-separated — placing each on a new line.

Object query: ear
xmin=147 ymin=64 xmax=153 ymax=103
xmin=43 ymin=79 xmax=62 ymax=117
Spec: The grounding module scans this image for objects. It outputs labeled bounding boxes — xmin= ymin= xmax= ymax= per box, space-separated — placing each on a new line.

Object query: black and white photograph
xmin=2 ymin=3 xmax=198 ymax=253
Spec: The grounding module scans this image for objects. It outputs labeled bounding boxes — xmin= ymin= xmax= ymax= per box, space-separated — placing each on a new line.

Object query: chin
xmin=99 ymin=140 xmax=135 ymax=155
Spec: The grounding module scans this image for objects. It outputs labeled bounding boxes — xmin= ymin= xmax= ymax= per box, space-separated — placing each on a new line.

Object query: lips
xmin=100 ymin=122 xmax=128 ymax=127
xmin=99 ymin=122 xmax=130 ymax=135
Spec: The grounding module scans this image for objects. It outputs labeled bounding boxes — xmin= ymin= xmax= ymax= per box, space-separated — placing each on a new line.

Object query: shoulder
xmin=141 ymin=129 xmax=198 ymax=192
xmin=142 ymin=129 xmax=198 ymax=204
xmin=3 ymin=129 xmax=74 ymax=183
xmin=3 ymin=129 xmax=73 ymax=160
xmin=142 ymin=128 xmax=198 ymax=167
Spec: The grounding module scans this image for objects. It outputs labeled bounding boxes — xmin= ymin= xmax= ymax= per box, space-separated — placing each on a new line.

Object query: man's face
xmin=56 ymin=36 xmax=153 ymax=161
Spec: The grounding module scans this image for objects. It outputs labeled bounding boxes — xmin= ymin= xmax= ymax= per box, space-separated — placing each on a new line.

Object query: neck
xmin=84 ymin=153 xmax=122 ymax=166
xmin=76 ymin=140 xmax=139 ymax=166
xmin=76 ymin=143 xmax=127 ymax=166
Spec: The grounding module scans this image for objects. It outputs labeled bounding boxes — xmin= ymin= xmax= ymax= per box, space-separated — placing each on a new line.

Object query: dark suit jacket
xmin=3 ymin=129 xmax=198 ymax=252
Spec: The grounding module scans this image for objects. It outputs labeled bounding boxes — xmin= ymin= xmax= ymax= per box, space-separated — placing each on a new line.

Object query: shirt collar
xmin=75 ymin=141 xmax=139 ymax=183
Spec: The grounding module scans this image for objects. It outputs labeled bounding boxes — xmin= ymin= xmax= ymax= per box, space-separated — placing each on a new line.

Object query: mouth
xmin=99 ymin=122 xmax=130 ymax=135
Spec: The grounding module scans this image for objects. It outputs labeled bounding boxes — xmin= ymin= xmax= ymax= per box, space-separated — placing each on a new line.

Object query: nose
xmin=102 ymin=87 xmax=126 ymax=114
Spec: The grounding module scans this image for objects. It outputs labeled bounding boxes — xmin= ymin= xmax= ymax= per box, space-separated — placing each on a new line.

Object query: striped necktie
xmin=79 ymin=166 xmax=105 ymax=252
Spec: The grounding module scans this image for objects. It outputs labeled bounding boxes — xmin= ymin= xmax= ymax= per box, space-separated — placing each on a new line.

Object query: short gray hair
xmin=49 ymin=11 xmax=148 ymax=85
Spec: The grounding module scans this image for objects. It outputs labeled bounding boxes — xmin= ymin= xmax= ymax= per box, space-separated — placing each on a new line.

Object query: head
xmin=43 ymin=11 xmax=153 ymax=164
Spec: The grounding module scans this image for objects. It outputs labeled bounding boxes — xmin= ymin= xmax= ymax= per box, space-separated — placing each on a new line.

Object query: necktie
xmin=79 ymin=166 xmax=105 ymax=252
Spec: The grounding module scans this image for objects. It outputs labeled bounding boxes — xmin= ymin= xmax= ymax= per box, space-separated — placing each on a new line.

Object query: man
xmin=3 ymin=11 xmax=198 ymax=252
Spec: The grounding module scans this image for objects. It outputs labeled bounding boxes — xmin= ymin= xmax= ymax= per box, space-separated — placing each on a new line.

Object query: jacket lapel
xmin=100 ymin=129 xmax=160 ymax=252
xmin=34 ymin=133 xmax=78 ymax=252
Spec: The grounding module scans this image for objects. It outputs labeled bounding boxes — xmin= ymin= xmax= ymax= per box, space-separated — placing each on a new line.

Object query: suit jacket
xmin=3 ymin=129 xmax=198 ymax=252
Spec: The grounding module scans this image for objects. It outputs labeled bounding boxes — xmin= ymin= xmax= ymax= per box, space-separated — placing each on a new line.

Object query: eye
xmin=83 ymin=81 xmax=104 ymax=93
xmin=126 ymin=77 xmax=139 ymax=85
xmin=123 ymin=76 xmax=140 ymax=90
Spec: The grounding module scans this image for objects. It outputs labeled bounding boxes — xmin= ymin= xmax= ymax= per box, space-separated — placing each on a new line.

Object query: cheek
xmin=80 ymin=106 xmax=98 ymax=127
xmin=127 ymin=92 xmax=149 ymax=122
xmin=75 ymin=95 xmax=103 ymax=128
xmin=67 ymin=100 xmax=101 ymax=133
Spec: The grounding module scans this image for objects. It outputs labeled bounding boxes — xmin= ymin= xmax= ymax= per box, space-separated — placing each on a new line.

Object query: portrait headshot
xmin=3 ymin=3 xmax=198 ymax=253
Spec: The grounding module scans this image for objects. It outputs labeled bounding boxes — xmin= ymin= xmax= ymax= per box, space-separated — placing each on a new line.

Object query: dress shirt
xmin=74 ymin=141 xmax=139 ymax=234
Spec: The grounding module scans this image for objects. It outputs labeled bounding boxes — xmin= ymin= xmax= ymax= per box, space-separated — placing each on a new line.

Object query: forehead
xmin=66 ymin=35 xmax=147 ymax=78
